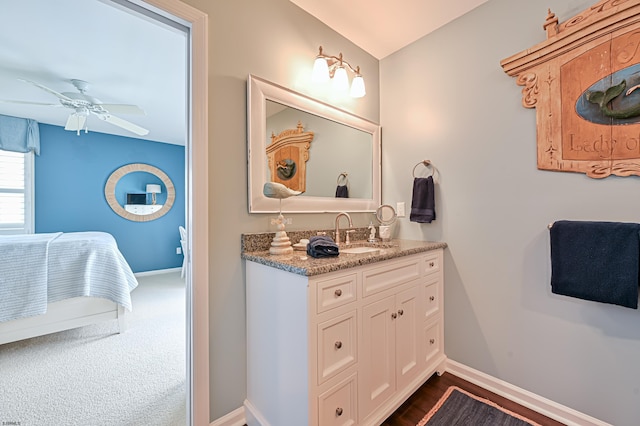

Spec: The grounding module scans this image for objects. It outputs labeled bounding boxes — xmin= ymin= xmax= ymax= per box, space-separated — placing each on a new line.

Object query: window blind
xmin=0 ymin=149 xmax=33 ymax=234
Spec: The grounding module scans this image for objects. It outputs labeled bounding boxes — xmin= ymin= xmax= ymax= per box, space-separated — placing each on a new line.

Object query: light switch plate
xmin=396 ymin=202 xmax=406 ymax=217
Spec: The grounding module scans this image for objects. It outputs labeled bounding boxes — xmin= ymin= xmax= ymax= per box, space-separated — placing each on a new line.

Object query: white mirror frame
xmin=247 ymin=74 xmax=381 ymax=213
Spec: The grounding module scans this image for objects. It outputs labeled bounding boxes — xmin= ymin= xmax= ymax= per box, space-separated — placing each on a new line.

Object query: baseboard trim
xmin=445 ymin=359 xmax=612 ymax=426
xmin=134 ymin=267 xmax=181 ymax=277
xmin=209 ymin=406 xmax=246 ymax=426
xmin=212 ymin=360 xmax=610 ymax=426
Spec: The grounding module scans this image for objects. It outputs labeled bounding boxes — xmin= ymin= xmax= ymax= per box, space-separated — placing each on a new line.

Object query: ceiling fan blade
xmin=0 ymin=99 xmax=61 ymax=107
xmin=65 ymin=114 xmax=87 ymax=131
xmin=18 ymin=79 xmax=73 ymax=102
xmin=99 ymin=104 xmax=146 ymax=115
xmin=98 ymin=114 xmax=149 ymax=136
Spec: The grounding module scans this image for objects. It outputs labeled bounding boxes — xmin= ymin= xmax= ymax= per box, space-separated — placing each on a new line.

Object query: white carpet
xmin=0 ymin=271 xmax=186 ymax=426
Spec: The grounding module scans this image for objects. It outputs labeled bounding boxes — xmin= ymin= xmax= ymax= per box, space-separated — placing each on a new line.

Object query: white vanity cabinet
xmin=244 ymin=248 xmax=445 ymax=426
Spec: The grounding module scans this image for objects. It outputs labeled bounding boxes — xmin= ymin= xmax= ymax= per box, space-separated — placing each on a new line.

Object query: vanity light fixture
xmin=146 ymin=184 xmax=161 ymax=205
xmin=312 ymin=46 xmax=366 ymax=98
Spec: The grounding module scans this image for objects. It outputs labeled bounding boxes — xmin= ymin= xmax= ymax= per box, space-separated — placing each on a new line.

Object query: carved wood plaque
xmin=266 ymin=122 xmax=314 ymax=192
xmin=501 ymin=0 xmax=640 ymax=178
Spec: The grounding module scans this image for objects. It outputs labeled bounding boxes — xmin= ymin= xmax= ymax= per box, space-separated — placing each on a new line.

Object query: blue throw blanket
xmin=306 ymin=235 xmax=339 ymax=258
xmin=550 ymin=220 xmax=640 ymax=309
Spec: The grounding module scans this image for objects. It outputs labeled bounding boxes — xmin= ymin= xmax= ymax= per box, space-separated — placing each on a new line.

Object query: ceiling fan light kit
xmin=12 ymin=78 xmax=149 ymax=137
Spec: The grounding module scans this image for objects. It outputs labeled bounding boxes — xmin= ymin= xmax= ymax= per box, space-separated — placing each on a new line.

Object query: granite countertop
xmin=241 ymin=237 xmax=447 ymax=276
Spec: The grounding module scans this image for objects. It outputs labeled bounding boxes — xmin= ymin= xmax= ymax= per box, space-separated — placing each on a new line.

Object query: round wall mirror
xmin=105 ymin=163 xmax=175 ymax=222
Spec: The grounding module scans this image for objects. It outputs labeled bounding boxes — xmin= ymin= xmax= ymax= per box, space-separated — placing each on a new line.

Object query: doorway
xmin=0 ymin=0 xmax=209 ymax=424
xmin=112 ymin=1 xmax=210 ymax=424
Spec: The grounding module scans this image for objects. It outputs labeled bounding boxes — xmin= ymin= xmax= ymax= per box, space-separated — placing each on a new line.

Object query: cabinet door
xmin=423 ymin=320 xmax=442 ymax=366
xmin=318 ymin=373 xmax=358 ymax=426
xmin=422 ymin=274 xmax=441 ymax=321
xmin=317 ymin=311 xmax=357 ymax=385
xmin=395 ymin=286 xmax=420 ymax=391
xmin=359 ymin=295 xmax=396 ymax=419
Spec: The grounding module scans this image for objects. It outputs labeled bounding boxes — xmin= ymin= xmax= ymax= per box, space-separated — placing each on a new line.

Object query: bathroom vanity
xmin=242 ymin=238 xmax=447 ymax=426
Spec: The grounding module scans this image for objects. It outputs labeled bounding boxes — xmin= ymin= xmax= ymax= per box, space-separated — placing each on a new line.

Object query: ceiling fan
xmin=6 ymin=78 xmax=149 ymax=136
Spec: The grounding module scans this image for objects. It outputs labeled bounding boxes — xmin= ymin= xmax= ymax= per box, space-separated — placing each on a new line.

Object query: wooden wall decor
xmin=266 ymin=121 xmax=314 ymax=192
xmin=501 ymin=0 xmax=640 ymax=178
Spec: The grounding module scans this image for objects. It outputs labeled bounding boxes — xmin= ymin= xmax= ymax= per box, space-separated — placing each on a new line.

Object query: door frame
xmin=114 ymin=1 xmax=210 ymax=424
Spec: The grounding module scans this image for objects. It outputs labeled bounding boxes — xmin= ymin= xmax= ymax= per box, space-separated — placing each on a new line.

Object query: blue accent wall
xmin=34 ymin=124 xmax=185 ymax=273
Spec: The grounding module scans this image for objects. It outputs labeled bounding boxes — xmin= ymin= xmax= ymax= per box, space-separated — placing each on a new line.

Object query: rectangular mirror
xmin=247 ymin=75 xmax=381 ymax=213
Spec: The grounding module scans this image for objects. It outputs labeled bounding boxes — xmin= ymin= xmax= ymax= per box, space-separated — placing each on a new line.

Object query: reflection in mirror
xmin=248 ymin=75 xmax=381 ymax=213
xmin=266 ymin=100 xmax=372 ymax=199
xmin=105 ymin=163 xmax=175 ymax=222
xmin=115 ymin=171 xmax=168 ymax=215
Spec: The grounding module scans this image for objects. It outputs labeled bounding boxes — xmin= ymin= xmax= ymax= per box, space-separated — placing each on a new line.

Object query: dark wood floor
xmin=381 ymin=372 xmax=566 ymax=426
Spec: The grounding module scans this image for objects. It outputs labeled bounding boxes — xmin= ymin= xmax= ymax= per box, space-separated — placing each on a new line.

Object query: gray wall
xmin=182 ymin=0 xmax=640 ymax=423
xmin=381 ymin=1 xmax=640 ymax=425
xmin=181 ymin=0 xmax=380 ymax=421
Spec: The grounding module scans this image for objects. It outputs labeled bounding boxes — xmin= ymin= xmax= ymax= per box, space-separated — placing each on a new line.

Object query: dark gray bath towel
xmin=410 ymin=176 xmax=435 ymax=223
xmin=550 ymin=220 xmax=640 ymax=309
xmin=335 ymin=185 xmax=349 ymax=198
xmin=307 ymin=235 xmax=339 ymax=258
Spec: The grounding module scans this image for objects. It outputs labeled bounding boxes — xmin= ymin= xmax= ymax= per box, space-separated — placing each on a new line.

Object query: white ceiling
xmin=290 ymin=0 xmax=489 ymax=59
xmin=0 ymin=1 xmax=486 ymax=146
xmin=0 ymin=0 xmax=187 ymax=145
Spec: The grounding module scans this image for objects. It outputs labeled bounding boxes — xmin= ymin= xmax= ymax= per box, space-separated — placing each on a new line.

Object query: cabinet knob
xmin=397 ymin=309 xmax=404 ymax=316
xmin=429 ymin=261 xmax=435 ymax=267
xmin=334 ymin=289 xmax=342 ymax=297
xmin=336 ymin=407 xmax=343 ymax=417
xmin=430 ymin=338 xmax=435 ymax=345
xmin=334 ymin=341 xmax=342 ymax=350
xmin=429 ymin=296 xmax=435 ymax=301
xmin=391 ymin=312 xmax=397 ymax=319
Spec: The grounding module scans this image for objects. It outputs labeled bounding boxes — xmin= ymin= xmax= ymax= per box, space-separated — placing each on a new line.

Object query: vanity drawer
xmin=361 ymin=257 xmax=421 ymax=298
xmin=316 ymin=273 xmax=357 ymax=314
xmin=422 ymin=276 xmax=441 ymax=321
xmin=423 ymin=251 xmax=442 ymax=276
xmin=317 ymin=311 xmax=357 ymax=384
xmin=423 ymin=320 xmax=441 ymax=365
xmin=318 ymin=372 xmax=358 ymax=426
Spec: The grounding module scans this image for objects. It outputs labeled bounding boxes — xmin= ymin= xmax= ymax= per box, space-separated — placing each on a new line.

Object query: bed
xmin=0 ymin=231 xmax=139 ymax=345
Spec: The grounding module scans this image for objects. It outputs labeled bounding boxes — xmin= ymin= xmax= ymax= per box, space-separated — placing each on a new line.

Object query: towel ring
xmin=337 ymin=172 xmax=349 ymax=185
xmin=412 ymin=160 xmax=439 ymax=182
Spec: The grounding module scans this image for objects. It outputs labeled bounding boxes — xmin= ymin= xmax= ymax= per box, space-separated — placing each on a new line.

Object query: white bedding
xmin=0 ymin=232 xmax=138 ymax=323
xmin=0 ymin=232 xmax=62 ymax=322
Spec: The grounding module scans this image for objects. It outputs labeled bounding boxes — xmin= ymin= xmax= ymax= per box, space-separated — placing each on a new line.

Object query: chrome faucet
xmin=334 ymin=212 xmax=353 ymax=245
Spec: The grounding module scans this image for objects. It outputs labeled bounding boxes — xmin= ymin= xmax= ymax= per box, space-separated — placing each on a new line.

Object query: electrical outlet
xmin=176 ymin=247 xmax=182 ymax=255
xmin=396 ymin=202 xmax=406 ymax=217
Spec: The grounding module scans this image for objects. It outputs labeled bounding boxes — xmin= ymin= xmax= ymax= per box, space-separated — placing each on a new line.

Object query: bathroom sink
xmin=341 ymin=246 xmax=380 ymax=254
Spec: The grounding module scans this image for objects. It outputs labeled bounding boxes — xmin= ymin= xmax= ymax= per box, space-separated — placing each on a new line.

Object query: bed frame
xmin=0 ymin=297 xmax=125 ymax=345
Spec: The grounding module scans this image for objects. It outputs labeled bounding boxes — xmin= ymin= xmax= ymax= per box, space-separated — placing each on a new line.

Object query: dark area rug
xmin=418 ymin=386 xmax=542 ymax=426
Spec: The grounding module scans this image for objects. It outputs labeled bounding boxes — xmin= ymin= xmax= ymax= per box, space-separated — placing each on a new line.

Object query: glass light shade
xmin=311 ymin=57 xmax=330 ymax=83
xmin=146 ymin=184 xmax=161 ymax=194
xmin=332 ymin=66 xmax=349 ymax=92
xmin=350 ymin=75 xmax=366 ymax=98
